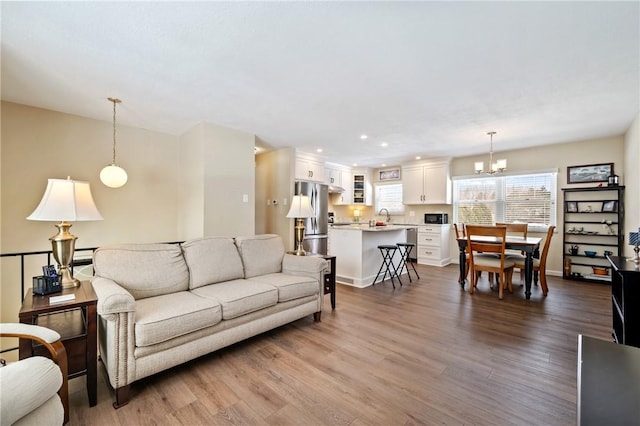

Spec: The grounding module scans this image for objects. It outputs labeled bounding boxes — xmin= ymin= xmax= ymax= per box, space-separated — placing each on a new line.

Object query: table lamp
xmin=286 ymin=195 xmax=314 ymax=256
xmin=27 ymin=178 xmax=103 ymax=287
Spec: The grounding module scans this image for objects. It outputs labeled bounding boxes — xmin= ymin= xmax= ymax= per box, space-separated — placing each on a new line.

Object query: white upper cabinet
xmin=295 ymin=153 xmax=325 ymax=183
xmin=402 ymin=161 xmax=451 ymax=204
xmin=334 ymin=170 xmax=353 ymax=205
xmin=324 ymin=165 xmax=342 ymax=186
xmin=352 ymin=168 xmax=373 ymax=206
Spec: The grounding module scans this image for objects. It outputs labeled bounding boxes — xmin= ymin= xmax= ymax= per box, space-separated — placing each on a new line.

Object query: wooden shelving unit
xmin=562 ymin=186 xmax=625 ymax=283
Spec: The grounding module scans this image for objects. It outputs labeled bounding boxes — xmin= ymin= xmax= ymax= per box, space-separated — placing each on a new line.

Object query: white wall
xmin=1 ymin=103 xmax=257 ymax=328
xmin=1 ymin=101 xmax=180 ymax=325
xmin=255 ymin=148 xmax=296 ymax=250
xmin=177 ymin=124 xmax=205 ymax=239
xmin=201 ymin=123 xmax=256 ymax=237
xmin=623 ymin=112 xmax=640 ymax=257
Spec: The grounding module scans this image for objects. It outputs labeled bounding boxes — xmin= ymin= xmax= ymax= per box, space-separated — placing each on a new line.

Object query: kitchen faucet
xmin=379 ymin=208 xmax=391 ymax=223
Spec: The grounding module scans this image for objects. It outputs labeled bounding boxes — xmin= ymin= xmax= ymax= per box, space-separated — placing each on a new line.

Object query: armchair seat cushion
xmin=135 ymin=291 xmax=222 ymax=347
xmin=0 ymin=356 xmax=63 ymax=425
xmin=250 ymin=273 xmax=319 ymax=302
xmin=192 ymin=279 xmax=278 ymax=320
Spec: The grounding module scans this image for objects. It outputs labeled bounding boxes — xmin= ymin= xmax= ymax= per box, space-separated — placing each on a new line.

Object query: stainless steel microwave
xmin=424 ymin=213 xmax=448 ymax=224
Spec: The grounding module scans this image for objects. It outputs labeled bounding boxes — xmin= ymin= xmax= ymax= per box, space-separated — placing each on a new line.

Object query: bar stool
xmin=372 ymin=245 xmax=402 ymax=288
xmin=396 ymin=242 xmax=419 ymax=282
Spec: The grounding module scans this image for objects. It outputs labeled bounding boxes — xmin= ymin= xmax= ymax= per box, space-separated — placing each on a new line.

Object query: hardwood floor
xmin=68 ymin=264 xmax=611 ymax=425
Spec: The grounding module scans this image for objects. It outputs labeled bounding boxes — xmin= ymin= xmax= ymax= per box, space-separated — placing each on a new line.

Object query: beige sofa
xmin=91 ymin=234 xmax=327 ymax=408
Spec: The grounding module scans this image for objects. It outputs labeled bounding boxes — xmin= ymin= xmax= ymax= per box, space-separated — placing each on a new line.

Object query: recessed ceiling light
xmin=360 ymin=134 xmax=368 ymax=140
xmin=353 ymin=163 xmax=358 ymax=167
xmin=316 ymin=148 xmax=323 ymax=153
xmin=415 ymin=156 xmax=421 ymax=160
xmin=381 ymin=142 xmax=388 ymax=147
xmin=381 ymin=164 xmax=387 ymax=167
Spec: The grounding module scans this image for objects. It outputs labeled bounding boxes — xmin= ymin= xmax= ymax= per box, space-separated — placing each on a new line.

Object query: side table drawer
xmin=324 ymin=274 xmax=332 ymax=294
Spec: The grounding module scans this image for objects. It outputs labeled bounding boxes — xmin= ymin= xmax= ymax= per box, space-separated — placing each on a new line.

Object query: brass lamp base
xmin=50 ymin=221 xmax=81 ymax=288
xmin=293 ymin=218 xmax=307 ymax=256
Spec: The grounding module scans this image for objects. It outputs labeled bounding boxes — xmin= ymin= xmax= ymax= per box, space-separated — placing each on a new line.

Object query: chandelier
xmin=474 ymin=131 xmax=507 ymax=175
xmin=100 ymin=97 xmax=128 ymax=188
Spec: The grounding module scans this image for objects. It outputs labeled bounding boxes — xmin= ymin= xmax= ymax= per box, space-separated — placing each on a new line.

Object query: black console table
xmin=607 ymin=255 xmax=640 ymax=347
xmin=577 ymin=335 xmax=640 ymax=425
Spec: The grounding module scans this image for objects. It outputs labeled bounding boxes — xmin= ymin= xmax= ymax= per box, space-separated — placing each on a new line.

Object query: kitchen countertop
xmin=330 ymin=224 xmax=417 ymax=232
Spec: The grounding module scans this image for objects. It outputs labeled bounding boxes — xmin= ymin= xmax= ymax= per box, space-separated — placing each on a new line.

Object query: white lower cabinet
xmin=417 ymin=225 xmax=451 ymax=266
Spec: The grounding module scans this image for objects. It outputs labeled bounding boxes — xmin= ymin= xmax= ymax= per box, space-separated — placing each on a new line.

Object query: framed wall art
xmin=567 ymin=163 xmax=613 ymax=184
xmin=379 ymin=168 xmax=400 ymax=181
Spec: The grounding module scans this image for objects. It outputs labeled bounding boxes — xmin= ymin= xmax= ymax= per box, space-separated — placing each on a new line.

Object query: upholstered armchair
xmin=0 ymin=323 xmax=69 ymax=425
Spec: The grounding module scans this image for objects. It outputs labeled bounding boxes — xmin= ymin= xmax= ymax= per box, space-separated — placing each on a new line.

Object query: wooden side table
xmin=322 ymin=255 xmax=337 ymax=310
xmin=286 ymin=252 xmax=336 ymax=309
xmin=19 ymin=281 xmax=98 ymax=407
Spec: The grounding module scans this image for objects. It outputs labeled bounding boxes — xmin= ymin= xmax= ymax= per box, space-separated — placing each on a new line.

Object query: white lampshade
xmin=474 ymin=162 xmax=484 ymax=173
xmin=27 ymin=178 xmax=103 ymax=222
xmin=100 ymin=164 xmax=128 ymax=188
xmin=286 ymin=195 xmax=314 ymax=218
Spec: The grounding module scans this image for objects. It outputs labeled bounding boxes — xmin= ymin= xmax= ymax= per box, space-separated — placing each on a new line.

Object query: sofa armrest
xmin=91 ymin=276 xmax=136 ymax=317
xmin=282 ymin=254 xmax=328 ymax=280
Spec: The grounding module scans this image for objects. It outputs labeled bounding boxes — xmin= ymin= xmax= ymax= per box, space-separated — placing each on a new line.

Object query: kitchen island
xmin=328 ymin=224 xmax=416 ymax=287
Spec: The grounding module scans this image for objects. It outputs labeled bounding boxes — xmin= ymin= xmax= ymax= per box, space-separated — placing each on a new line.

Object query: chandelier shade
xmin=474 ymin=131 xmax=507 ymax=175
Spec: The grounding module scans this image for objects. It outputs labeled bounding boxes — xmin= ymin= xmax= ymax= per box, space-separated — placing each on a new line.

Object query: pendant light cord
xmin=108 ymin=97 xmax=121 ymax=165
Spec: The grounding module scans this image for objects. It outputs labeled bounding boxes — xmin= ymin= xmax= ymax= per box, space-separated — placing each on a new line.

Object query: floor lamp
xmin=27 ymin=178 xmax=103 ymax=288
xmin=286 ymin=194 xmax=314 ymax=256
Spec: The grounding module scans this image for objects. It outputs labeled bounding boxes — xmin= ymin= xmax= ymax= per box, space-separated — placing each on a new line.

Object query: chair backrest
xmin=538 ymin=226 xmax=556 ymax=268
xmin=496 ymin=222 xmax=528 ymax=239
xmin=453 ymin=223 xmax=466 ymax=238
xmin=465 ymin=225 xmax=508 ymax=258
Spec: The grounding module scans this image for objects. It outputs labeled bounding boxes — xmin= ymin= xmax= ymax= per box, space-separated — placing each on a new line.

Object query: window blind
xmin=375 ymin=183 xmax=404 ymax=215
xmin=454 ymin=171 xmax=556 ymax=229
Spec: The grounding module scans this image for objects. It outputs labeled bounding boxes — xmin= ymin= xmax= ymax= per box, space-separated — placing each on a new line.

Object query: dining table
xmin=457 ymin=235 xmax=542 ymax=300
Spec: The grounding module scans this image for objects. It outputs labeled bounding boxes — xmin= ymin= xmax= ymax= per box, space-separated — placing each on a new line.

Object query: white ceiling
xmin=2 ymin=2 xmax=638 ymax=167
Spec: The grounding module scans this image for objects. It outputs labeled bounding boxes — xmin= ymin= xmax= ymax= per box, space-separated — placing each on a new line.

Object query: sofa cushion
xmin=249 ymin=273 xmax=319 ymax=302
xmin=181 ymin=237 xmax=244 ymax=289
xmin=93 ymin=243 xmax=189 ymax=300
xmin=135 ymin=291 xmax=222 ymax=347
xmin=191 ymin=279 xmax=278 ymax=320
xmin=234 ymin=234 xmax=284 ymax=278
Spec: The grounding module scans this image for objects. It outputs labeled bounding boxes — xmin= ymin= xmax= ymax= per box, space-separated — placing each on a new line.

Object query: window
xmin=374 ymin=183 xmax=404 ymax=215
xmin=453 ymin=171 xmax=557 ymax=232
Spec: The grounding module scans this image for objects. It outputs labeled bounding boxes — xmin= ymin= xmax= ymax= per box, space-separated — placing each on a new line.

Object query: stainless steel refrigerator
xmin=295 ymin=181 xmax=328 ymax=255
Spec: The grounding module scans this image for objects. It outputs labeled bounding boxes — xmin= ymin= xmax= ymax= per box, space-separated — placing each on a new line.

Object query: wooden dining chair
xmin=514 ymin=225 xmax=555 ymax=297
xmin=496 ymin=222 xmax=528 ymax=255
xmin=466 ymin=225 xmax=515 ymax=300
xmin=454 ymin=223 xmax=470 ymax=283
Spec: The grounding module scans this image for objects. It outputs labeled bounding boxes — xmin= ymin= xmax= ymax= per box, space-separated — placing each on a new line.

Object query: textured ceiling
xmin=2 ymin=2 xmax=638 ymax=167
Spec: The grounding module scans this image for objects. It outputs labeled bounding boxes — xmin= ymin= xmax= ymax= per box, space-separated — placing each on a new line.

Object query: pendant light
xmin=474 ymin=131 xmax=507 ymax=175
xmin=100 ymin=97 xmax=128 ymax=188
